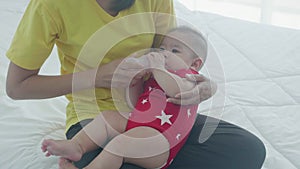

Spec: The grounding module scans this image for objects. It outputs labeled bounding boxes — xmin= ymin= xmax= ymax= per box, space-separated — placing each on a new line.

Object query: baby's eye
xmin=159 ymin=47 xmax=165 ymax=51
xmin=171 ymin=49 xmax=180 ymax=53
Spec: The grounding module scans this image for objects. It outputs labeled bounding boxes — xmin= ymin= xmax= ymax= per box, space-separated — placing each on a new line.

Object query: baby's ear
xmin=191 ymin=58 xmax=203 ymax=71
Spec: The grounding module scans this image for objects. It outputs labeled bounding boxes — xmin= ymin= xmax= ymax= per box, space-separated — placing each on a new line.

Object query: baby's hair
xmin=167 ymin=26 xmax=208 ymax=64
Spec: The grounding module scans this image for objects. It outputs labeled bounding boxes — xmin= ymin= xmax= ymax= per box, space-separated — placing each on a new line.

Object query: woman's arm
xmin=6 ymin=62 xmax=95 ymax=99
xmin=6 ymin=57 xmax=146 ymax=100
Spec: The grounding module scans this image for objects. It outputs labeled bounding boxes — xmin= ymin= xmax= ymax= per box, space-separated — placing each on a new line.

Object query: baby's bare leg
xmin=84 ymin=126 xmax=170 ymax=169
xmin=41 ymin=138 xmax=83 ymax=161
xmin=41 ymin=111 xmax=128 ymax=161
xmin=58 ymin=158 xmax=78 ymax=169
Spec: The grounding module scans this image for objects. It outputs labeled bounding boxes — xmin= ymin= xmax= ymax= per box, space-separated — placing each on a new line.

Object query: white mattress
xmin=0 ymin=0 xmax=300 ymax=168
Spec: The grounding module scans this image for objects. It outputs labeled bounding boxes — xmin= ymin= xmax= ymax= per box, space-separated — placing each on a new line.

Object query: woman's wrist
xmin=94 ymin=59 xmax=124 ymax=88
xmin=71 ymin=69 xmax=98 ymax=92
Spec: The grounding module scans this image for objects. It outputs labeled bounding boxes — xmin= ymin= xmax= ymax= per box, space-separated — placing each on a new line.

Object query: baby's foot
xmin=59 ymin=158 xmax=78 ymax=169
xmin=41 ymin=139 xmax=82 ymax=161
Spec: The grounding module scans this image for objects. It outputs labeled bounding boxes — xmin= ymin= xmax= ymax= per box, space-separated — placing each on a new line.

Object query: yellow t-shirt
xmin=6 ymin=0 xmax=176 ymax=131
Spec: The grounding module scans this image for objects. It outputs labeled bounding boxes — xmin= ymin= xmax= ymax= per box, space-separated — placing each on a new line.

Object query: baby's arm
xmin=126 ymin=78 xmax=144 ymax=109
xmin=147 ymin=53 xmax=196 ymax=98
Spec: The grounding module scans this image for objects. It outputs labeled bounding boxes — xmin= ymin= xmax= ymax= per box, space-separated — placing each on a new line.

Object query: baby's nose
xmin=157 ymin=50 xmax=167 ymax=57
xmin=164 ymin=50 xmax=175 ymax=58
xmin=162 ymin=52 xmax=169 ymax=59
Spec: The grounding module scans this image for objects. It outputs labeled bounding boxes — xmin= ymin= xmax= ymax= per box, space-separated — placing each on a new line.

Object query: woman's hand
xmin=95 ymin=56 xmax=148 ymax=88
xmin=146 ymin=52 xmax=165 ymax=69
xmin=167 ymin=74 xmax=217 ymax=105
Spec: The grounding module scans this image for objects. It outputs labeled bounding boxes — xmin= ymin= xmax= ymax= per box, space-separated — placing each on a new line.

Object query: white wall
xmin=178 ymin=0 xmax=300 ymax=30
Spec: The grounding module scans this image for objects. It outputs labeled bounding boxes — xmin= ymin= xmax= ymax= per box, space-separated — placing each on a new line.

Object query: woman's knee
xmin=213 ymin=123 xmax=266 ymax=169
xmin=179 ymin=115 xmax=266 ymax=169
xmin=240 ymin=130 xmax=266 ymax=168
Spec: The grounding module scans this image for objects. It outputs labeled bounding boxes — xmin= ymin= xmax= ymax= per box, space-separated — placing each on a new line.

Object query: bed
xmin=0 ymin=0 xmax=300 ymax=168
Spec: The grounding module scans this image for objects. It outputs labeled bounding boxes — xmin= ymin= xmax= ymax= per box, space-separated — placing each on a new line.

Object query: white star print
xmin=155 ymin=110 xmax=173 ymax=126
xmin=148 ymin=86 xmax=153 ymax=91
xmin=176 ymin=133 xmax=181 ymax=140
xmin=187 ymin=109 xmax=192 ymax=118
xmin=169 ymin=159 xmax=174 ymax=165
xmin=141 ymin=99 xmax=148 ymax=104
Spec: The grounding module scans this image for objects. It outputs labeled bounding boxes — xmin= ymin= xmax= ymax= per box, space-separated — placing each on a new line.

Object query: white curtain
xmin=178 ymin=0 xmax=300 ymax=30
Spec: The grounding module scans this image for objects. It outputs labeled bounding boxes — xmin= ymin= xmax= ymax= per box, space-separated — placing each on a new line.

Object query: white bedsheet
xmin=0 ymin=0 xmax=300 ymax=169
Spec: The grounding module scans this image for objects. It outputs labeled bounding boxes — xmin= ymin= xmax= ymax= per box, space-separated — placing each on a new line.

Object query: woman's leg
xmin=167 ymin=114 xmax=266 ymax=169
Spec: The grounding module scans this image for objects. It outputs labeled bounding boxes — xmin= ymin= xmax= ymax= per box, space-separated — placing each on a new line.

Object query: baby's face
xmin=159 ymin=31 xmax=196 ymax=71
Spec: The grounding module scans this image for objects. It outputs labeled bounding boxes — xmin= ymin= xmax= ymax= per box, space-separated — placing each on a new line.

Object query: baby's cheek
xmin=175 ymin=60 xmax=187 ymax=69
xmin=166 ymin=60 xmax=176 ymax=69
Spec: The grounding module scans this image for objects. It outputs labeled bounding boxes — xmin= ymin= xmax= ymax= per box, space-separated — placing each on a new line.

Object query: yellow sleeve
xmin=6 ymin=0 xmax=59 ymax=70
xmin=152 ymin=0 xmax=177 ymax=48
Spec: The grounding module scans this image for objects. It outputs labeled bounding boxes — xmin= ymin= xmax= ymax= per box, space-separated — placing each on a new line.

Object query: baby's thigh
xmin=107 ymin=126 xmax=170 ymax=168
xmin=101 ymin=110 xmax=129 ymax=138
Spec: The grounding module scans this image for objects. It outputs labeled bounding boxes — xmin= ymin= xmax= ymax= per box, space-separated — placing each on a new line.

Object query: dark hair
xmin=168 ymin=26 xmax=208 ymax=63
xmin=111 ymin=0 xmax=135 ymax=12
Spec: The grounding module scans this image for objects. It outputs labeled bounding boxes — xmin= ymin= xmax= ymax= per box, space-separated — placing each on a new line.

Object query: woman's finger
xmin=172 ymin=80 xmax=217 ymax=105
xmin=176 ymin=86 xmax=199 ymax=99
xmin=167 ymin=96 xmax=198 ymax=105
xmin=121 ymin=59 xmax=145 ymax=70
xmin=185 ymin=74 xmax=206 ymax=82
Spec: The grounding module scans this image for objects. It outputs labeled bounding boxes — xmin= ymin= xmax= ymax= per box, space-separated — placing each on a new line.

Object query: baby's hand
xmin=146 ymin=52 xmax=165 ymax=69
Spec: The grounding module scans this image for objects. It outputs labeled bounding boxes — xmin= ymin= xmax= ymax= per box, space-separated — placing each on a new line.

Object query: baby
xmin=42 ymin=26 xmax=207 ymax=169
